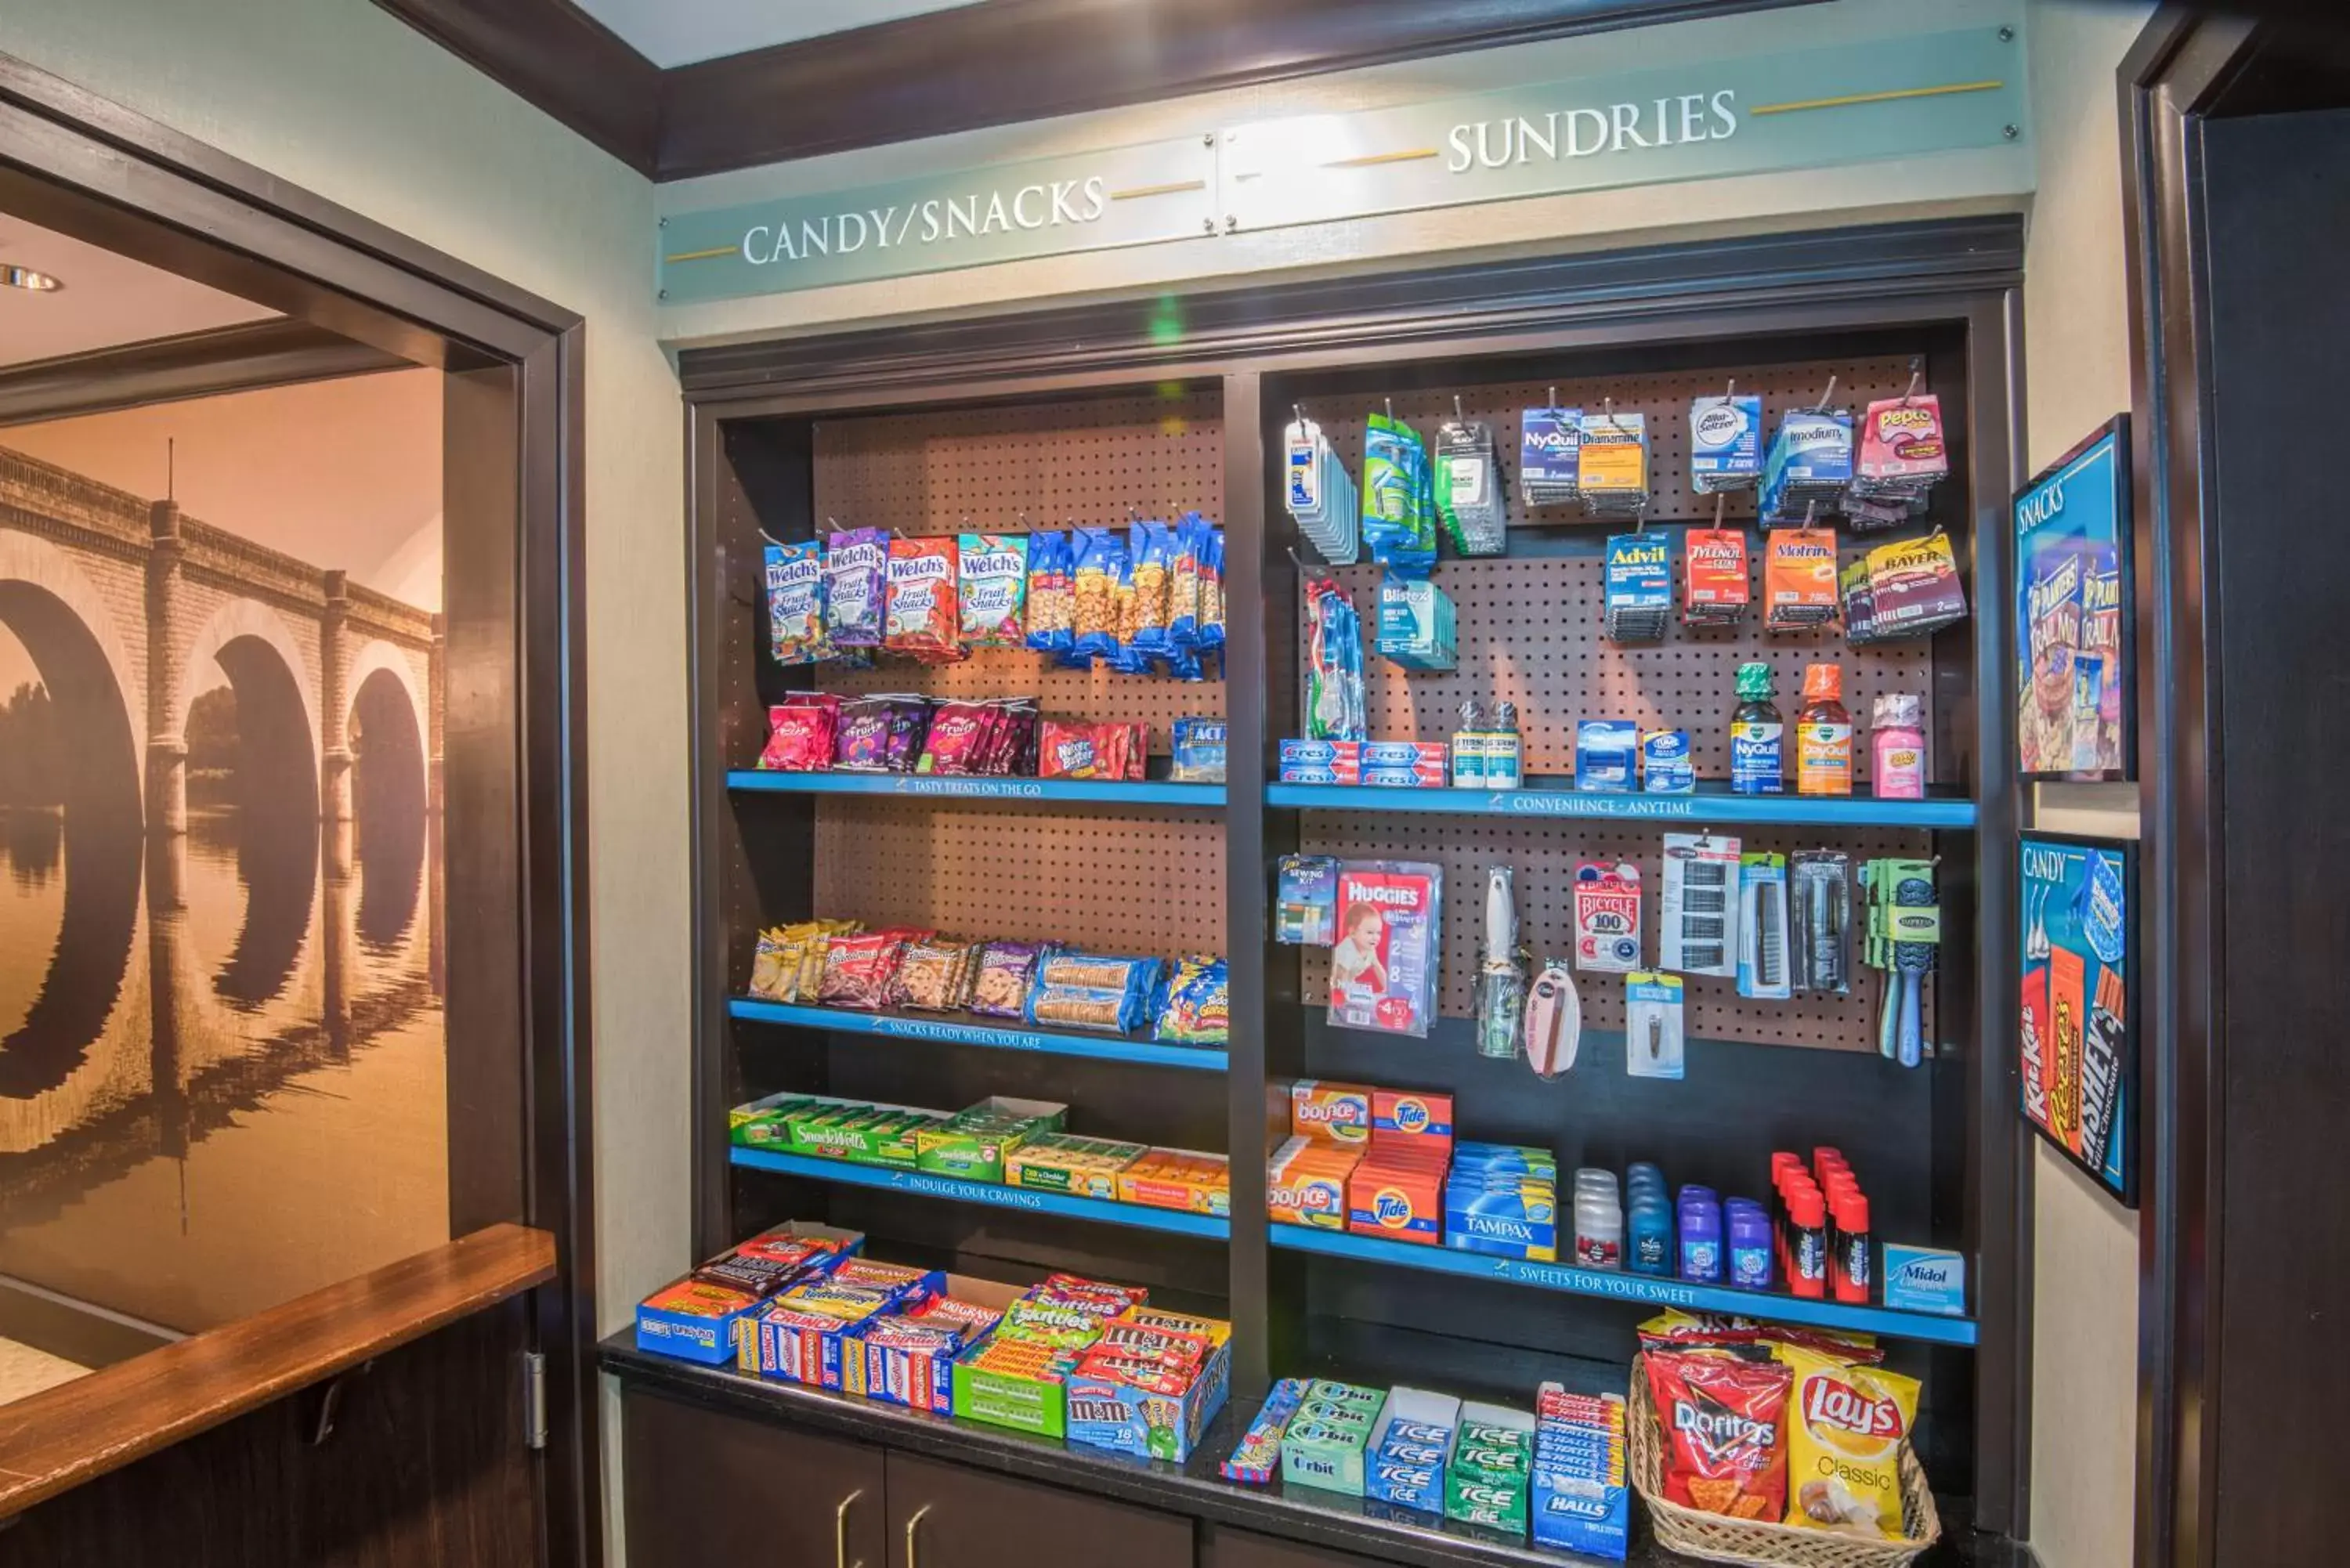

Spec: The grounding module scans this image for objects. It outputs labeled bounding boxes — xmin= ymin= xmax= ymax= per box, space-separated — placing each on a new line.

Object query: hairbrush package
xmin=765 ymin=540 xmax=830 ymax=665
xmin=758 ymin=693 xmax=841 ymax=771
xmin=1328 ymin=861 xmax=1442 ymax=1038
xmin=958 ymin=533 xmax=1028 ymax=649
xmin=825 ymin=527 xmax=888 ymax=648
xmin=885 ymin=536 xmax=962 ymax=659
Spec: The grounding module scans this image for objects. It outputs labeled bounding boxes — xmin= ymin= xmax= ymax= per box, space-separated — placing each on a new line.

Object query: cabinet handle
xmin=903 ymin=1503 xmax=933 ymax=1568
xmin=834 ymin=1488 xmax=864 ymax=1568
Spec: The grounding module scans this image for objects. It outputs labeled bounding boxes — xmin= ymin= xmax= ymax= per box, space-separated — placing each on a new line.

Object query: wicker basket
xmin=1628 ymin=1355 xmax=1940 ymax=1568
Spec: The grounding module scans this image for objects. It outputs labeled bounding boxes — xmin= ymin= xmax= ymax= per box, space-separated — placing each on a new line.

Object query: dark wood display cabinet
xmin=616 ymin=215 xmax=2035 ymax=1568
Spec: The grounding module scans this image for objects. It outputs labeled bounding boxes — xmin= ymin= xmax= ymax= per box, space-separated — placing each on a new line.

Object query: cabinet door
xmin=885 ymin=1452 xmax=1192 ymax=1568
xmin=624 ymin=1388 xmax=887 ymax=1568
xmin=1198 ymin=1525 xmax=1386 ymax=1568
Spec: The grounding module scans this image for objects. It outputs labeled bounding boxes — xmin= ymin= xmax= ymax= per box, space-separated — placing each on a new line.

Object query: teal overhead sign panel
xmin=657 ymin=27 xmax=2022 ymax=302
xmin=658 ymin=138 xmax=1219 ymax=304
xmin=1217 ymin=29 xmax=2022 ymax=233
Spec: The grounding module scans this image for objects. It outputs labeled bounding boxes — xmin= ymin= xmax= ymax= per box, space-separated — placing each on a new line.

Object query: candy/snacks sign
xmin=2018 ymin=833 xmax=2138 ymax=1207
xmin=2015 ymin=417 xmax=2134 ymax=780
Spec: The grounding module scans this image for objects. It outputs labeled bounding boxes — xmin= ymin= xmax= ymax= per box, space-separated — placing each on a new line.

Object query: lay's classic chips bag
xmin=1781 ymin=1346 xmax=1922 ymax=1538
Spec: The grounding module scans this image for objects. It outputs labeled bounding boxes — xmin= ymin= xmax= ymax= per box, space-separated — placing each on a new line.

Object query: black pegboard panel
xmin=813 ymin=797 xmax=1226 ymax=959
xmin=1294 ymin=815 xmax=1935 ymax=1051
xmin=807 ymin=388 xmax=1227 ymax=748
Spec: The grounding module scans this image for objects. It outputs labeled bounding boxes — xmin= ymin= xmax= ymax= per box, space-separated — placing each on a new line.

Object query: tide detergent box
xmin=1268 ymin=1135 xmax=1361 ymax=1230
xmin=1365 ymin=1386 xmax=1460 ymax=1513
xmin=1348 ymin=1147 xmax=1447 ymax=1246
xmin=1291 ymin=1080 xmax=1374 ymax=1144
xmin=1372 ymin=1087 xmax=1455 ymax=1152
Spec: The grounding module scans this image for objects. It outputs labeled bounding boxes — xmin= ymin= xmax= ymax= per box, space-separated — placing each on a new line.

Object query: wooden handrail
xmin=0 ymin=1223 xmax=556 ymax=1519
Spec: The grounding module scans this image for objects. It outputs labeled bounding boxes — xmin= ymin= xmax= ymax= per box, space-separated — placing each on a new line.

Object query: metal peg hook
xmin=1724 ymin=378 xmax=1737 ymax=399
xmin=1384 ymin=396 xmax=1395 ymax=421
xmin=1713 ymin=493 xmax=1726 ymax=527
xmin=1292 ymin=402 xmax=1305 ymax=426
xmin=1813 ymin=374 xmax=1840 ymax=412
xmin=1901 ymin=366 xmax=1924 ymax=406
xmin=1453 ymin=395 xmax=1466 ymax=421
xmin=1547 ymin=385 xmax=1560 ymax=410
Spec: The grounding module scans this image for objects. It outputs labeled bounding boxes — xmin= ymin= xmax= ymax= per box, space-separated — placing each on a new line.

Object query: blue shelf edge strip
xmin=1267 ymin=783 xmax=1976 ymax=829
xmin=731 ymin=1147 xmax=1233 ymax=1239
xmin=728 ymin=769 xmax=1224 ymax=807
xmin=1268 ymin=1227 xmax=1979 ymax=1347
xmin=729 ymin=999 xmax=1230 ymax=1071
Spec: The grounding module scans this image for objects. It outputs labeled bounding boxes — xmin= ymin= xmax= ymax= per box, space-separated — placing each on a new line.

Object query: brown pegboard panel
xmin=809 ymin=388 xmax=1227 ymax=748
xmin=814 ymin=798 xmax=1226 ymax=959
xmin=1295 ymin=817 xmax=1934 ymax=1052
xmin=1319 ymin=551 xmax=1933 ymax=787
xmin=1301 ymin=355 xmax=1932 ymax=526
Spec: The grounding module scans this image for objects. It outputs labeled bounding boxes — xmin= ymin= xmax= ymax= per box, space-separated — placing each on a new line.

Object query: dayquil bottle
xmin=1730 ymin=662 xmax=1784 ymax=795
xmin=1796 ymin=662 xmax=1853 ymax=797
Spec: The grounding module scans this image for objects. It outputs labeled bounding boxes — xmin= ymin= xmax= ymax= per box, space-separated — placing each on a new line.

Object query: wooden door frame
xmin=0 ymin=50 xmax=599 ymax=1568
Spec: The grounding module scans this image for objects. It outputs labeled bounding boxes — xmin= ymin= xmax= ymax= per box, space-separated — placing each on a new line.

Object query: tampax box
xmin=1444 ymin=1170 xmax=1559 ymax=1263
xmin=1063 ymin=1313 xmax=1233 ymax=1463
xmin=1268 ymin=1135 xmax=1361 ymax=1230
xmin=1365 ymin=1386 xmax=1462 ymax=1514
xmin=1372 ymin=1087 xmax=1455 ymax=1153
xmin=1348 ymin=1146 xmax=1448 ymax=1246
xmin=1291 ymin=1080 xmax=1374 ymax=1144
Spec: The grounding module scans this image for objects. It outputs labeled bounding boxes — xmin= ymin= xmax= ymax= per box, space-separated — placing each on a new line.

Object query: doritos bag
xmin=1644 ymin=1349 xmax=1791 ymax=1522
xmin=1782 ymin=1346 xmax=1921 ymax=1537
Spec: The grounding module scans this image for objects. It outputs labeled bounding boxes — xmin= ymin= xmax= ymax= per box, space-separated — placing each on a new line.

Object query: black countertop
xmin=600 ymin=1335 xmax=2021 ymax=1568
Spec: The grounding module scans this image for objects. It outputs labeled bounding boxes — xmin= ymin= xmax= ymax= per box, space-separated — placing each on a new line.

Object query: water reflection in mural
xmin=0 ymin=447 xmax=447 ymax=1335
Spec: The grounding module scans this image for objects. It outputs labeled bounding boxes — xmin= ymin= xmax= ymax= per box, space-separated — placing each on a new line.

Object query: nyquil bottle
xmin=1730 ymin=661 xmax=1784 ymax=794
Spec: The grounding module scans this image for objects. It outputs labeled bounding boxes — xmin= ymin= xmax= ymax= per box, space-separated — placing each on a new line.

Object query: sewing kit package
xmin=1328 ymin=862 xmax=1443 ymax=1038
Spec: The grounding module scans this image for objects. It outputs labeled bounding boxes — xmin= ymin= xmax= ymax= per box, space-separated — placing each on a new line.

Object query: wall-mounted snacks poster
xmin=2014 ymin=416 xmax=2133 ymax=779
xmin=2018 ymin=834 xmax=2138 ymax=1207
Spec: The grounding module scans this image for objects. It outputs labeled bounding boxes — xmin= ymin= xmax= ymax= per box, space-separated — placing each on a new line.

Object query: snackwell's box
xmin=633 ymin=1221 xmax=863 ymax=1364
xmin=915 ymin=1097 xmax=1067 ymax=1183
xmin=1064 ymin=1309 xmax=1234 ymax=1463
xmin=1365 ymin=1386 xmax=1461 ymax=1513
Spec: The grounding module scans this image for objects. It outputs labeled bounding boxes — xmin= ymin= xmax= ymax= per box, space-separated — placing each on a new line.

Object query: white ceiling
xmin=0 ymin=219 xmax=277 ymax=369
xmin=573 ymin=0 xmax=985 ymax=68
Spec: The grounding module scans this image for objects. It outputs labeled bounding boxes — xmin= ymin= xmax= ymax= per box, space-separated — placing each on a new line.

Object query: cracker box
xmin=729 ymin=1091 xmax=815 ymax=1149
xmin=1372 ymin=1087 xmax=1454 ymax=1152
xmin=1291 ymin=1080 xmax=1374 ymax=1144
xmin=634 ymin=1277 xmax=762 ymax=1365
xmin=1064 ymin=1313 xmax=1233 ymax=1463
xmin=1328 ymin=862 xmax=1442 ymax=1038
xmin=916 ymin=1097 xmax=1068 ymax=1183
xmin=1117 ymin=1147 xmax=1230 ymax=1217
xmin=1365 ymin=1386 xmax=1461 ymax=1513
xmin=1268 ymin=1136 xmax=1361 ymax=1230
xmin=1348 ymin=1146 xmax=1447 ymax=1246
xmin=777 ymin=1095 xmax=947 ymax=1169
xmin=1005 ymin=1133 xmax=1145 ymax=1199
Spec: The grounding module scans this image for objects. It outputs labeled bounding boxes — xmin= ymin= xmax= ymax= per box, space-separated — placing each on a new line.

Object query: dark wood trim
xmin=651 ymin=0 xmax=1820 ymax=181
xmin=0 ymin=320 xmax=407 ymax=426
xmin=0 ymin=1275 xmax=179 ymax=1371
xmin=366 ymin=0 xmax=660 ymax=176
xmin=677 ymin=217 xmax=2026 ymax=402
xmin=0 ymin=1225 xmax=555 ymax=1521
xmin=3 ymin=48 xmax=601 ymax=1567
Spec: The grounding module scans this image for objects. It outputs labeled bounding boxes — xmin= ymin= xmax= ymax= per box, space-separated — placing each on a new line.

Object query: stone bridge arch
xmin=171 ymin=595 xmax=323 ymax=829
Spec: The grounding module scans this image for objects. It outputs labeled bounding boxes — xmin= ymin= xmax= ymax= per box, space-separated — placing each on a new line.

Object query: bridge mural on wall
xmin=0 ymin=446 xmax=446 ymax=1319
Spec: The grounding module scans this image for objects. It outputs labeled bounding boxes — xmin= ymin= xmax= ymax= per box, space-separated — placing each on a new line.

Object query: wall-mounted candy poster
xmin=2015 ymin=414 xmax=2134 ymax=780
xmin=2018 ymin=833 xmax=2138 ymax=1207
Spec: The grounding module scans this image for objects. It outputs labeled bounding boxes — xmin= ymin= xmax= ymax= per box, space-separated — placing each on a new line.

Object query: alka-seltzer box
xmin=1883 ymin=1243 xmax=1968 ymax=1316
xmin=1365 ymin=1386 xmax=1462 ymax=1514
xmin=1532 ymin=1384 xmax=1629 ymax=1560
xmin=1282 ymin=1381 xmax=1382 ymax=1494
xmin=1372 ymin=1087 xmax=1454 ymax=1152
xmin=1280 ymin=739 xmax=1361 ymax=786
xmin=634 ymin=1277 xmax=762 ymax=1365
xmin=1268 ymin=1135 xmax=1361 ymax=1230
xmin=1291 ymin=1079 xmax=1373 ymax=1144
xmin=1448 ymin=1402 xmax=1536 ymax=1534
xmin=1064 ymin=1319 xmax=1233 ymax=1463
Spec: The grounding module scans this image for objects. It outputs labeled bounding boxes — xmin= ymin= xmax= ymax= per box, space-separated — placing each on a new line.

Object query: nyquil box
xmin=1882 ymin=1244 xmax=1968 ymax=1316
xmin=1364 ymin=1386 xmax=1460 ymax=1513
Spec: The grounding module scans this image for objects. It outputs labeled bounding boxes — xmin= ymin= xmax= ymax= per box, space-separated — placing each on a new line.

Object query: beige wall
xmin=0 ymin=0 xmax=690 ymax=1353
xmin=656 ymin=0 xmax=2034 ymax=348
xmin=2019 ymin=4 xmax=2151 ymax=1565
